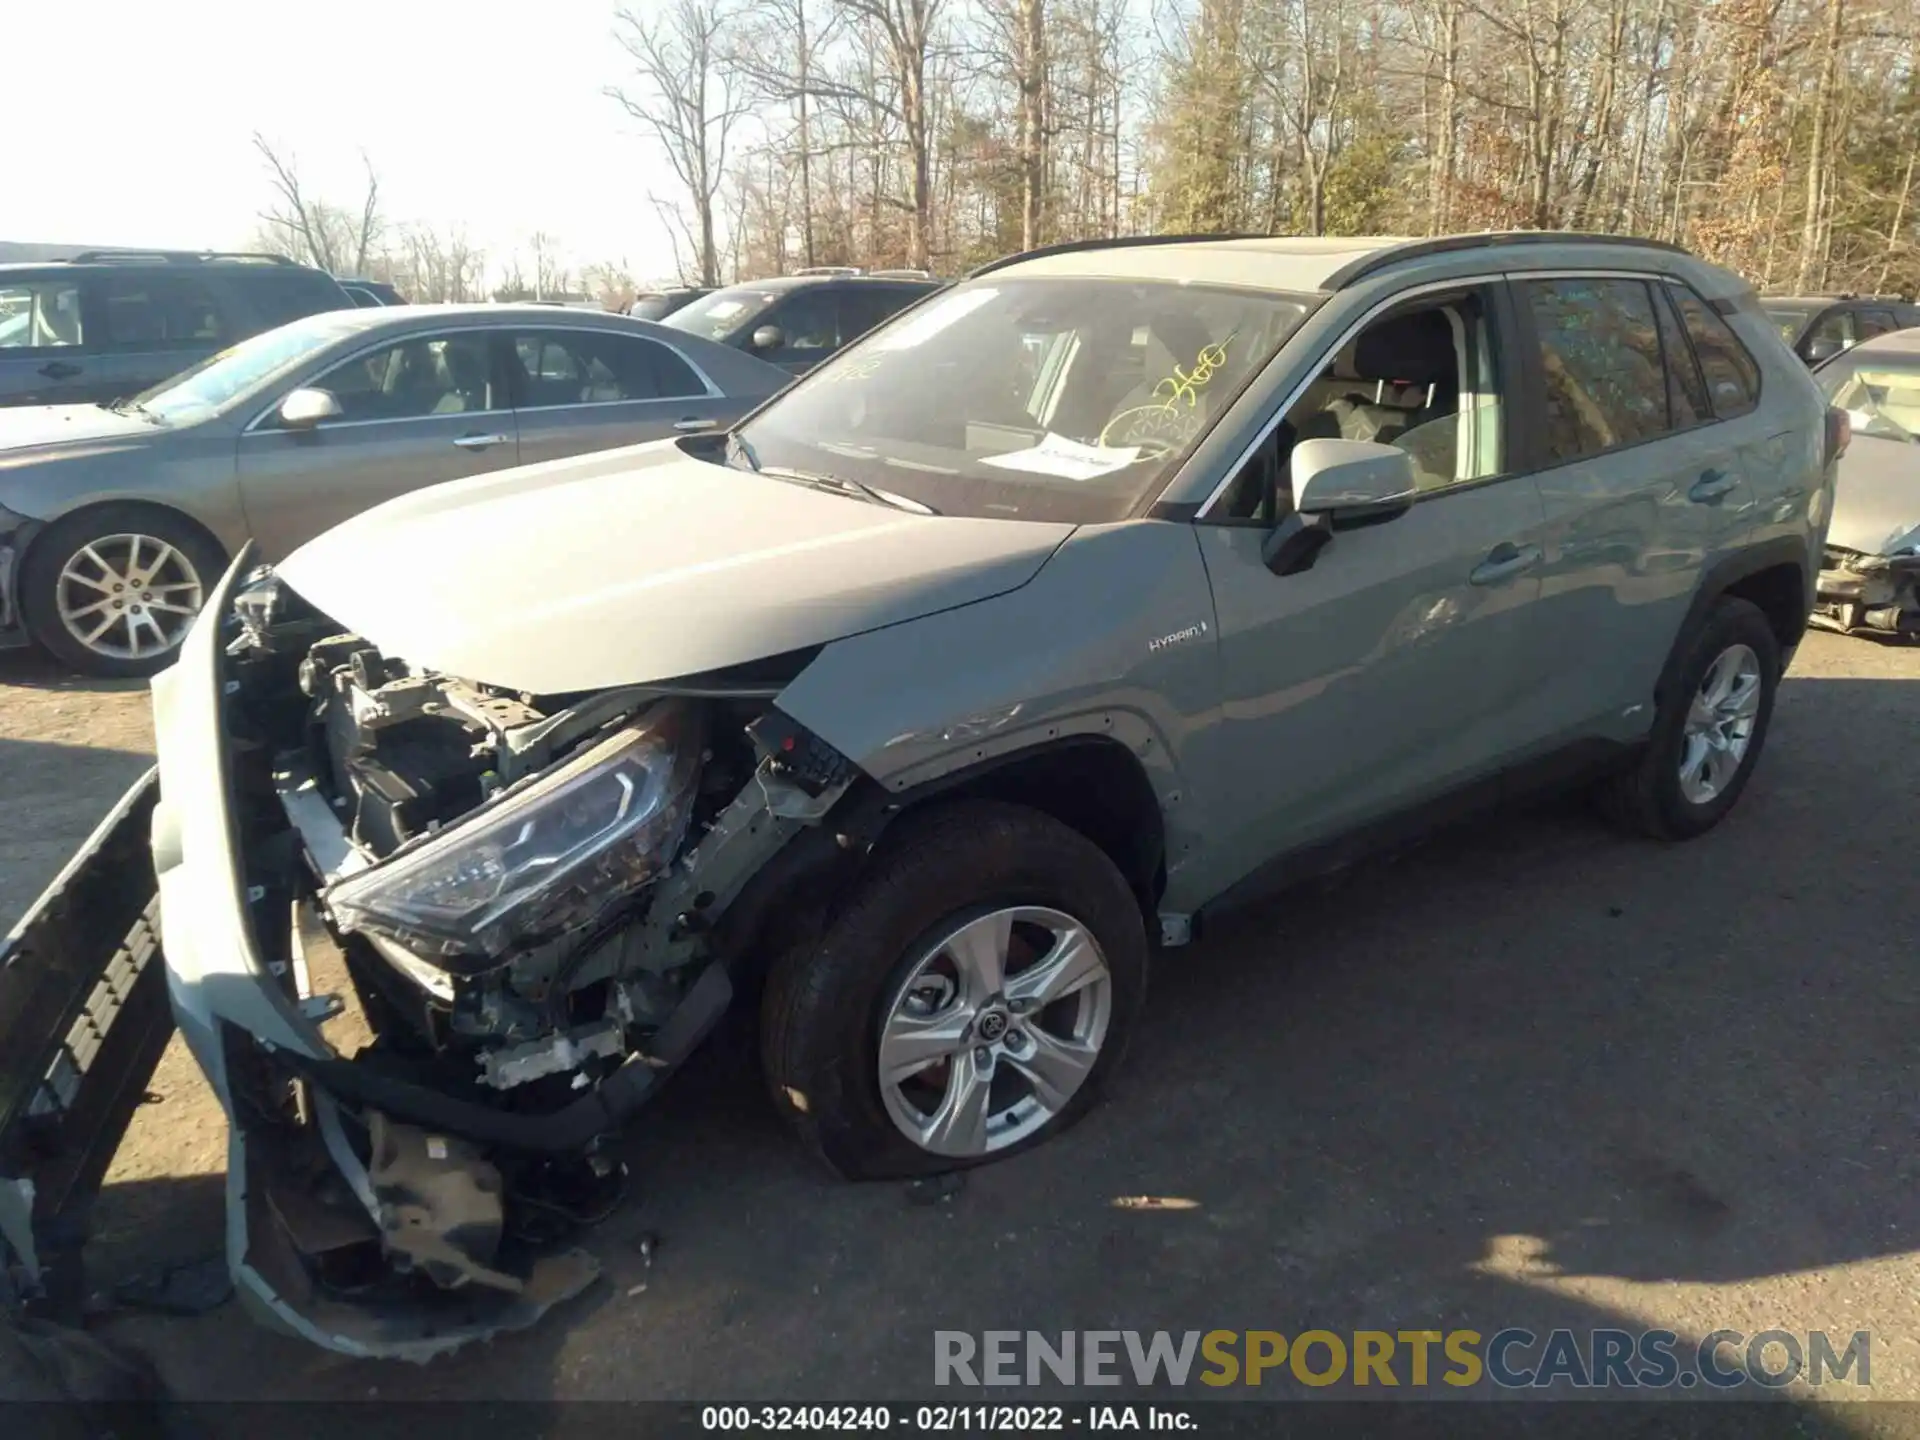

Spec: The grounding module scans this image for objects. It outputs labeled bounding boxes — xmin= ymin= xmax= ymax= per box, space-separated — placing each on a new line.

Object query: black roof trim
xmin=1321 ymin=231 xmax=1694 ymax=290
xmin=66 ymin=249 xmax=298 ymax=267
xmin=965 ymin=233 xmax=1272 ymax=280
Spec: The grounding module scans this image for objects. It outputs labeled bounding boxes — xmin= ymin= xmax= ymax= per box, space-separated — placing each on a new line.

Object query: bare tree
xmin=251 ymin=133 xmax=384 ymax=274
xmin=609 ymin=0 xmax=748 ymax=286
xmin=395 ymin=227 xmax=485 ymax=303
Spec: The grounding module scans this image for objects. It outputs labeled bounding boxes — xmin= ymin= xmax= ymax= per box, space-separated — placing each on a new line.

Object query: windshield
xmin=732 ymin=278 xmax=1315 ymax=523
xmin=662 ymin=287 xmax=780 ymax=343
xmin=1819 ymin=351 xmax=1920 ymax=443
xmin=1764 ymin=305 xmax=1817 ymax=344
xmin=132 ymin=311 xmax=367 ymax=423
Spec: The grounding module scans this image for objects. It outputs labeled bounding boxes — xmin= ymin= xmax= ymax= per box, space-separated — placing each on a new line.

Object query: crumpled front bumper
xmin=1814 ymin=546 xmax=1920 ymax=636
xmin=148 ymin=553 xmax=598 ymax=1361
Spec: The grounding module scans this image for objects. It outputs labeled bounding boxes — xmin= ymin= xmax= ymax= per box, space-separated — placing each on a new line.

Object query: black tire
xmin=1598 ymin=596 xmax=1781 ymax=840
xmin=19 ymin=504 xmax=227 ymax=678
xmin=761 ymin=800 xmax=1148 ymax=1180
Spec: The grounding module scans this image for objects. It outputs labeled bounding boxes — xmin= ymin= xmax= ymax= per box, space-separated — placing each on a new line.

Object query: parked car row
xmin=0 ymin=304 xmax=789 ymax=673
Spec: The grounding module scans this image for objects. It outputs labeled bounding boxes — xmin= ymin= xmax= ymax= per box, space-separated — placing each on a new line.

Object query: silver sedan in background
xmin=0 ymin=305 xmax=790 ymax=675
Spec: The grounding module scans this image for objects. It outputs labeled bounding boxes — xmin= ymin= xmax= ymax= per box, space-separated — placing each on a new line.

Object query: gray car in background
xmin=0 ymin=304 xmax=789 ymax=675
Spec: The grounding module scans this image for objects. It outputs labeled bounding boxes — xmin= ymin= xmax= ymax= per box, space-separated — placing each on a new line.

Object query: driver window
xmin=310 ymin=333 xmax=495 ymax=422
xmin=1217 ymin=291 xmax=1505 ymax=520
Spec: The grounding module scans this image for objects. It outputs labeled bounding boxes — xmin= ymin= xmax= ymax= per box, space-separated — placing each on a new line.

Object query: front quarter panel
xmin=777 ymin=520 xmax=1222 ymax=899
xmin=0 ymin=419 xmax=249 ymax=555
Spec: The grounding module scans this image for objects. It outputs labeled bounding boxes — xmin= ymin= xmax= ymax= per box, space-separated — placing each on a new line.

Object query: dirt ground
xmin=3 ymin=632 xmax=1919 ymax=1427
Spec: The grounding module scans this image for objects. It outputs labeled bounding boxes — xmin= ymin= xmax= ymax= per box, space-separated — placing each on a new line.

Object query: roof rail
xmin=67 ymin=249 xmax=297 ymax=266
xmin=966 ymin=233 xmax=1271 ymax=280
xmin=1321 ymin=231 xmax=1693 ymax=289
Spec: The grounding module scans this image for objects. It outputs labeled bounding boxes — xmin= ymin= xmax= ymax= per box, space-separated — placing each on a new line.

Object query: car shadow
xmin=65 ymin=667 xmax=1919 ymax=1430
xmin=0 ymin=645 xmax=149 ymax=696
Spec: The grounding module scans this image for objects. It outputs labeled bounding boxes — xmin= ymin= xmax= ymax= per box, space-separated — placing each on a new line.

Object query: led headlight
xmin=324 ymin=701 xmax=704 ymax=967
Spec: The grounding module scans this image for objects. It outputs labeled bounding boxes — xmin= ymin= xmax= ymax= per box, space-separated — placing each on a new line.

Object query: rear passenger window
xmin=1524 ymin=278 xmax=1669 ymax=464
xmin=1670 ymin=287 xmax=1761 ymax=417
xmin=1654 ymin=289 xmax=1710 ymax=428
xmin=100 ymin=274 xmax=226 ymax=349
xmin=1858 ymin=309 xmax=1900 ymax=340
xmin=511 ymin=330 xmax=704 ymax=407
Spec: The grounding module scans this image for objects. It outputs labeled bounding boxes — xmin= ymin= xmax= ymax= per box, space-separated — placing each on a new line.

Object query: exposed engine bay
xmin=1814 ymin=544 xmax=1920 ymax=637
xmin=198 ymin=571 xmax=878 ymax=1355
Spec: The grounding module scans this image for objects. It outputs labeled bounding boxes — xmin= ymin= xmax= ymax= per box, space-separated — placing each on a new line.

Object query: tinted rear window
xmin=224 ymin=270 xmax=353 ymax=330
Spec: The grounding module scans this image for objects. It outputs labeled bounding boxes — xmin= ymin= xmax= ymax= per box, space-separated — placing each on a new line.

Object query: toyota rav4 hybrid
xmin=34 ymin=233 xmax=1840 ymax=1359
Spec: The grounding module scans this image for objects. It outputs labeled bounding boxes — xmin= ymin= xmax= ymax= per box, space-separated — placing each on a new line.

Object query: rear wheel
xmin=1598 ymin=596 xmax=1780 ymax=840
xmin=761 ymin=800 xmax=1148 ymax=1179
xmin=19 ymin=505 xmax=225 ymax=677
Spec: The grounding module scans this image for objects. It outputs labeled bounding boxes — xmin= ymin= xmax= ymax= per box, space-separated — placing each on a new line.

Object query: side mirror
xmin=1292 ymin=439 xmax=1418 ymax=518
xmin=1263 ymin=439 xmax=1417 ymax=577
xmin=278 ymin=387 xmax=343 ymax=430
xmin=1804 ymin=336 xmax=1842 ymax=364
xmin=750 ymin=324 xmax=785 ymax=352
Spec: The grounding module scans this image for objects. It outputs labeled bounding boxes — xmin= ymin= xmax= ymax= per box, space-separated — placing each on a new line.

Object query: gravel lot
xmin=3 ymin=631 xmax=1917 ymax=1429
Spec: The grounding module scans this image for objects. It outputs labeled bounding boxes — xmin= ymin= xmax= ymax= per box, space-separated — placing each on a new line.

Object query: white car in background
xmin=1814 ymin=328 xmax=1920 ymax=637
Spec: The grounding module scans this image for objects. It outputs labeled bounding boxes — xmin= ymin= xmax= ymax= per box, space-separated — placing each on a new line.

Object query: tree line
xmin=621 ymin=0 xmax=1920 ymax=296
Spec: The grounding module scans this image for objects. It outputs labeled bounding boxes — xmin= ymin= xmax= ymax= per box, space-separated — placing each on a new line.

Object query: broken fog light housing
xmin=324 ymin=701 xmax=704 ymax=968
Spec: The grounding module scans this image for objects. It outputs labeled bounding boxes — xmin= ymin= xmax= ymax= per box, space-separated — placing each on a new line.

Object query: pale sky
xmin=8 ymin=0 xmax=686 ymax=283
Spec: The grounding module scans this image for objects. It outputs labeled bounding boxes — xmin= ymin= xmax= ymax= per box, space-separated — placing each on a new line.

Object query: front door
xmin=748 ymin=288 xmax=844 ymax=373
xmin=235 ymin=329 xmax=518 ymax=559
xmin=1192 ymin=283 xmax=1551 ymax=887
xmin=506 ymin=327 xmax=735 ymax=466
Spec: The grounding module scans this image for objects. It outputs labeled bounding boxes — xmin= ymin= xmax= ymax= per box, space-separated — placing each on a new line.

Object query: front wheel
xmin=761 ymin=801 xmax=1148 ymax=1179
xmin=1598 ymin=595 xmax=1781 ymax=840
xmin=18 ymin=505 xmax=225 ymax=678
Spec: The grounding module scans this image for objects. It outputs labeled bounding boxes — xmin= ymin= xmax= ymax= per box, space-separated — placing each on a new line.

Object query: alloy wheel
xmin=54 ymin=533 xmax=205 ymax=663
xmin=1677 ymin=642 xmax=1763 ymax=805
xmin=877 ymin=906 xmax=1113 ymax=1158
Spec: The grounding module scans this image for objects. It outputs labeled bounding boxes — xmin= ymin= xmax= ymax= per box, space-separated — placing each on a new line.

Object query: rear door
xmin=234 ymin=327 xmax=517 ymax=558
xmin=0 ymin=275 xmax=92 ymax=406
xmin=1513 ymin=274 xmax=1756 ymax=744
xmin=507 ymin=326 xmax=733 ymax=464
xmin=85 ymin=271 xmax=232 ymax=402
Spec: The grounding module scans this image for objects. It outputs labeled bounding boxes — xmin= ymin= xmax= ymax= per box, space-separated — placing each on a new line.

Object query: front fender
xmin=776 ymin=519 xmax=1223 ymax=905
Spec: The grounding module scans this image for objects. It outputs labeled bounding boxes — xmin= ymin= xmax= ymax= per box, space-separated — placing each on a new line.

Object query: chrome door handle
xmin=1469 ymin=542 xmax=1543 ymax=587
xmin=453 ymin=433 xmax=510 ymax=450
xmin=1689 ymin=468 xmax=1738 ymax=503
xmin=673 ymin=417 xmax=717 ymax=432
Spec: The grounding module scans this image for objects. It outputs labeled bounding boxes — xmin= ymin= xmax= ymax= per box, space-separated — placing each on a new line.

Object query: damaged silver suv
xmin=120 ymin=233 xmax=1838 ymax=1358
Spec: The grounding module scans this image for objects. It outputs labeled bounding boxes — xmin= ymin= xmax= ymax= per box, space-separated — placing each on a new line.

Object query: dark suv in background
xmin=0 ymin=251 xmax=352 ymax=407
xmin=1762 ymin=293 xmax=1920 ymax=366
xmin=662 ymin=270 xmax=941 ymax=373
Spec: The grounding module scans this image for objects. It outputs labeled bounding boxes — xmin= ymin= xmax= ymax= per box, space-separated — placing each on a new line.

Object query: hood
xmin=1829 ymin=434 xmax=1920 ymax=556
xmin=0 ymin=404 xmax=158 ymax=465
xmin=278 ymin=440 xmax=1075 ymax=693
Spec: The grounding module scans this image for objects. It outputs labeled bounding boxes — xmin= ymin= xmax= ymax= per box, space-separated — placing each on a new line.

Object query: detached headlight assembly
xmin=325 ymin=701 xmax=704 ymax=968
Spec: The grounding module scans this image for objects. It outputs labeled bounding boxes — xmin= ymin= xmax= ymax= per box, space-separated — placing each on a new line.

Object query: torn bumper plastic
xmin=148 ymin=555 xmax=599 ymax=1361
xmin=0 ymin=770 xmax=173 ymax=1318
